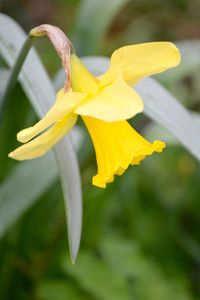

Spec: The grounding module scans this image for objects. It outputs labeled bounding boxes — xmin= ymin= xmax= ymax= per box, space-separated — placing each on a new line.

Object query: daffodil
xmin=9 ymin=42 xmax=180 ymax=188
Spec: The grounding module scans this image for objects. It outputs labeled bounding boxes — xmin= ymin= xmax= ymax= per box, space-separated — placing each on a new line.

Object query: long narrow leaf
xmin=0 ymin=14 xmax=82 ymax=261
xmin=158 ymin=40 xmax=200 ymax=84
xmin=0 ymin=70 xmax=83 ymax=238
xmin=0 ymin=68 xmax=9 ymax=100
xmin=136 ymin=77 xmax=200 ymax=160
xmin=73 ymin=0 xmax=129 ymax=54
xmin=0 ymin=154 xmax=57 ymax=238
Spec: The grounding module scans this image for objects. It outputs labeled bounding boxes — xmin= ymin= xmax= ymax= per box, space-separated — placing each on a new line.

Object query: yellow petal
xmin=17 ymin=89 xmax=85 ymax=143
xmin=9 ymin=114 xmax=77 ymax=160
xmin=100 ymin=42 xmax=181 ymax=86
xmin=75 ymin=75 xmax=143 ymax=122
xmin=83 ymin=116 xmax=165 ymax=188
xmin=70 ymin=54 xmax=99 ymax=95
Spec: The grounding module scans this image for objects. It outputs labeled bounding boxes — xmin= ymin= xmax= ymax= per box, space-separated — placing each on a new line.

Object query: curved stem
xmin=0 ymin=35 xmax=34 ymax=124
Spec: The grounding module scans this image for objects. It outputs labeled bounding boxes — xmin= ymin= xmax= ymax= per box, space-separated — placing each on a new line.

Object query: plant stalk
xmin=0 ymin=35 xmax=34 ymax=124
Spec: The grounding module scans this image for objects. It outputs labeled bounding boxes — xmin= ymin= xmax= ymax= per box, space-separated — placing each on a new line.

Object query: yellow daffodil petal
xmin=70 ymin=54 xmax=99 ymax=95
xmin=100 ymin=42 xmax=181 ymax=86
xmin=17 ymin=89 xmax=85 ymax=143
xmin=8 ymin=114 xmax=77 ymax=161
xmin=83 ymin=116 xmax=165 ymax=188
xmin=75 ymin=75 xmax=143 ymax=122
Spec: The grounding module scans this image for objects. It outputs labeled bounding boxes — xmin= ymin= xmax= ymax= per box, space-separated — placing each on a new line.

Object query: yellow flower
xmin=9 ymin=42 xmax=180 ymax=188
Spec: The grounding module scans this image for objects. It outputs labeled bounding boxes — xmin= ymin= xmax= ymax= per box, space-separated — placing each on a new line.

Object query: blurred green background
xmin=0 ymin=0 xmax=200 ymax=299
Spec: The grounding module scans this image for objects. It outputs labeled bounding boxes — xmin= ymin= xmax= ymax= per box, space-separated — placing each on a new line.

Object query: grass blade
xmin=73 ymin=0 xmax=129 ymax=54
xmin=0 ymin=154 xmax=57 ymax=238
xmin=0 ymin=13 xmax=82 ymax=261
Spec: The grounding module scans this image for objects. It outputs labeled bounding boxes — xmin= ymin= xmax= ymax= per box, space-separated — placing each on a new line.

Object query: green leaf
xmin=36 ymin=280 xmax=89 ymax=300
xmin=144 ymin=111 xmax=200 ymax=146
xmin=157 ymin=40 xmax=200 ymax=84
xmin=0 ymin=154 xmax=57 ymax=238
xmin=99 ymin=236 xmax=192 ymax=300
xmin=0 ymin=68 xmax=9 ymax=100
xmin=0 ymin=13 xmax=82 ymax=262
xmin=62 ymin=251 xmax=131 ymax=300
xmin=136 ymin=77 xmax=200 ymax=161
xmin=73 ymin=0 xmax=129 ymax=54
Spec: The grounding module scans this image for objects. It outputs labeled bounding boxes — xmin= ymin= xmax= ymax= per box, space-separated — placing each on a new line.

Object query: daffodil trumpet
xmin=9 ymin=25 xmax=181 ymax=188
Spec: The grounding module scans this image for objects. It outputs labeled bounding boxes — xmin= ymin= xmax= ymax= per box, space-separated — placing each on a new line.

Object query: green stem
xmin=0 ymin=35 xmax=34 ymax=124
